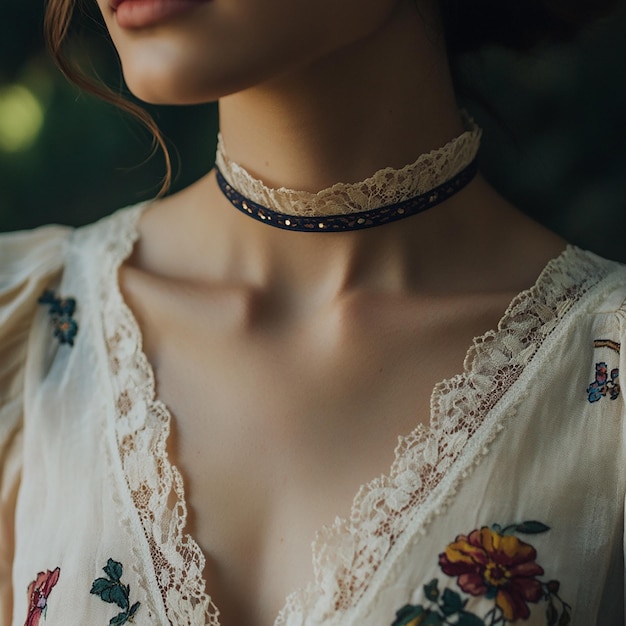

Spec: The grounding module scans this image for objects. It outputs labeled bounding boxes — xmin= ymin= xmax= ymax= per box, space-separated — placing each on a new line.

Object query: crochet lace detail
xmin=101 ymin=205 xmax=220 ymax=626
xmin=215 ymin=119 xmax=481 ymax=218
xmin=100 ymin=205 xmax=609 ymax=626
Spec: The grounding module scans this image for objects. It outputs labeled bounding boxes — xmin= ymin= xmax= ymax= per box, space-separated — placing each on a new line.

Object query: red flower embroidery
xmin=439 ymin=527 xmax=544 ymax=620
xmin=24 ymin=568 xmax=60 ymax=626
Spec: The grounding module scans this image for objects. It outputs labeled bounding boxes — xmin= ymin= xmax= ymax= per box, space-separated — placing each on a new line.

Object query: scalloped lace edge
xmin=101 ymin=205 xmax=220 ymax=626
xmin=99 ymin=203 xmax=610 ymax=626
xmin=215 ymin=116 xmax=481 ymax=217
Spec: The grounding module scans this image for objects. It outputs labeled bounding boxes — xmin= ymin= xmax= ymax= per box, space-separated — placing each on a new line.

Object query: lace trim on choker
xmin=99 ymin=203 xmax=612 ymax=626
xmin=215 ymin=117 xmax=482 ymax=218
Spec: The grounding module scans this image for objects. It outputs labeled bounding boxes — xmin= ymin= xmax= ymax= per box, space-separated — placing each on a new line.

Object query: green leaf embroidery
xmin=456 ymin=611 xmax=486 ymax=626
xmin=440 ymin=588 xmax=466 ymax=615
xmin=515 ymin=521 xmax=551 ymax=535
xmin=90 ymin=559 xmax=140 ymax=625
xmin=104 ymin=584 xmax=128 ymax=610
xmin=424 ymin=579 xmax=440 ymax=602
xmin=90 ymin=578 xmax=113 ymax=596
xmin=421 ymin=613 xmax=444 ymax=626
xmin=547 ymin=602 xmax=558 ymax=626
xmin=103 ymin=559 xmax=123 ymax=582
xmin=393 ymin=605 xmax=444 ymax=625
xmin=128 ymin=602 xmax=141 ymax=619
xmin=392 ymin=604 xmax=428 ymax=625
xmin=110 ymin=612 xmax=130 ymax=626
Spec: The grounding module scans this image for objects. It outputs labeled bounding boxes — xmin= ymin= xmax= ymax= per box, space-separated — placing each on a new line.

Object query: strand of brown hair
xmin=44 ymin=0 xmax=172 ymax=197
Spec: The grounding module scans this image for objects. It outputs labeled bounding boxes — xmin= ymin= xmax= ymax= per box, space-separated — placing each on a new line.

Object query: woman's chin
xmin=120 ymin=64 xmax=221 ymax=105
xmin=121 ymin=61 xmax=276 ymax=105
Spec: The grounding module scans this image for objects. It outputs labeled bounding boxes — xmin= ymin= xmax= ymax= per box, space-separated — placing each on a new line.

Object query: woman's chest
xmin=120 ymin=281 xmax=524 ymax=624
xmin=61 ymin=256 xmax=620 ymax=625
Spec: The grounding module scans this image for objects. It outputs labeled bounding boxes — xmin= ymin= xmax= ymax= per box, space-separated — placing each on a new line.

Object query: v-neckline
xmin=97 ymin=202 xmax=607 ymax=626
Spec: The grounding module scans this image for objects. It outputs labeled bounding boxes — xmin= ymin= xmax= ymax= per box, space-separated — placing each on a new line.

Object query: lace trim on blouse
xmin=101 ymin=206 xmax=219 ymax=626
xmin=99 ymin=207 xmax=610 ymax=626
xmin=214 ymin=118 xmax=482 ymax=218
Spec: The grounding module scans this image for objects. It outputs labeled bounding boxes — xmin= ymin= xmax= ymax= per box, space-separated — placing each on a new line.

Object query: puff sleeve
xmin=0 ymin=225 xmax=69 ymax=624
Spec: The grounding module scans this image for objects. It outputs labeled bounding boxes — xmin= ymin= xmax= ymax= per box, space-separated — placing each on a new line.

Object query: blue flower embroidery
xmin=38 ymin=290 xmax=79 ymax=346
xmin=587 ymin=362 xmax=620 ymax=403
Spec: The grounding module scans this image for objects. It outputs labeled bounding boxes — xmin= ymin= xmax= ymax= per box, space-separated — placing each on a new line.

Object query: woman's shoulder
xmin=0 ymin=222 xmax=72 ymax=337
xmin=0 ymin=222 xmax=70 ymax=278
xmin=0 ymin=223 xmax=73 ymax=454
xmin=0 ymin=202 xmax=147 ymax=283
xmin=547 ymin=247 xmax=625 ymax=409
xmin=571 ymin=247 xmax=626 ymax=313
xmin=543 ymin=245 xmax=626 ymax=310
xmin=547 ymin=247 xmax=626 ymax=359
xmin=0 ymin=202 xmax=145 ymax=387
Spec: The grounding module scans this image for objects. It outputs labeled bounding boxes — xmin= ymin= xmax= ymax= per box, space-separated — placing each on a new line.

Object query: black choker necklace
xmin=215 ymin=160 xmax=478 ymax=233
xmin=215 ymin=117 xmax=482 ymax=233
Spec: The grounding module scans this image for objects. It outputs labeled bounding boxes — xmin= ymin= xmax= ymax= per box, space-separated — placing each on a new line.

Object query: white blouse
xmin=0 ymin=204 xmax=625 ymax=626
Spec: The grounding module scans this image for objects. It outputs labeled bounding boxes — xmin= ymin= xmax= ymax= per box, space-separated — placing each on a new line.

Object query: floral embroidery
xmin=38 ymin=290 xmax=79 ymax=346
xmin=24 ymin=567 xmax=60 ymax=626
xmin=391 ymin=521 xmax=570 ymax=626
xmin=587 ymin=339 xmax=621 ymax=403
xmin=90 ymin=559 xmax=140 ymax=625
xmin=587 ymin=362 xmax=620 ymax=402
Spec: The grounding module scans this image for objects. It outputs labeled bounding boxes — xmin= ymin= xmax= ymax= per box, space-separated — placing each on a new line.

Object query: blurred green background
xmin=0 ymin=0 xmax=625 ymax=262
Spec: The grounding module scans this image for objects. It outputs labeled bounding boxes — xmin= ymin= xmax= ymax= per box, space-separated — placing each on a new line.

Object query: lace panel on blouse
xmin=99 ymin=207 xmax=610 ymax=626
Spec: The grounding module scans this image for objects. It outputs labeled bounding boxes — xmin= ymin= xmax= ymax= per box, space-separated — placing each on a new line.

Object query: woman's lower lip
xmin=115 ymin=0 xmax=208 ymax=29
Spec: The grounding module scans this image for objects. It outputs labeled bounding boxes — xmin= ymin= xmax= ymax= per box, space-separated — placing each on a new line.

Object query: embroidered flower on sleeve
xmin=90 ymin=559 xmax=140 ymax=625
xmin=587 ymin=340 xmax=621 ymax=403
xmin=38 ymin=290 xmax=79 ymax=346
xmin=24 ymin=567 xmax=60 ymax=626
xmin=391 ymin=521 xmax=570 ymax=626
xmin=587 ymin=362 xmax=620 ymax=403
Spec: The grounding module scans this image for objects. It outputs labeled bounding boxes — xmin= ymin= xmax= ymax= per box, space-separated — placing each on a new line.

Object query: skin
xmin=94 ymin=0 xmax=567 ymax=623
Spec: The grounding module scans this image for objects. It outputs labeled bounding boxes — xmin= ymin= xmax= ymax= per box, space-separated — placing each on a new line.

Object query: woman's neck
xmin=217 ymin=0 xmax=463 ymax=193
xmin=136 ymin=0 xmax=564 ymax=307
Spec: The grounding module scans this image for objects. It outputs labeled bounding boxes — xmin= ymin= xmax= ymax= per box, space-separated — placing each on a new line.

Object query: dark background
xmin=0 ymin=0 xmax=625 ymax=262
